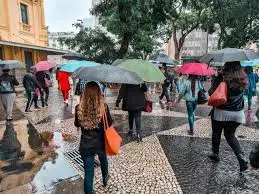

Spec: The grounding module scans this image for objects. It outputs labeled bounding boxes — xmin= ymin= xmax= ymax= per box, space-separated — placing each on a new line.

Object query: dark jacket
xmin=163 ymin=72 xmax=174 ymax=88
xmin=116 ymin=84 xmax=147 ymax=111
xmin=74 ymin=104 xmax=113 ymax=155
xmin=0 ymin=73 xmax=19 ymax=94
xmin=23 ymin=73 xmax=39 ymax=92
xmin=209 ymin=75 xmax=244 ymax=111
xmin=36 ymin=71 xmax=50 ymax=88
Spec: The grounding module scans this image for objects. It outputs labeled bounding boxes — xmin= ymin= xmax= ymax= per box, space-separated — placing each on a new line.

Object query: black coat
xmin=74 ymin=104 xmax=113 ymax=156
xmin=23 ymin=73 xmax=39 ymax=92
xmin=116 ymin=84 xmax=147 ymax=111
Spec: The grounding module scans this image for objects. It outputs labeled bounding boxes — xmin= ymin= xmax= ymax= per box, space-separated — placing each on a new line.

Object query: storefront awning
xmin=0 ymin=40 xmax=68 ymax=55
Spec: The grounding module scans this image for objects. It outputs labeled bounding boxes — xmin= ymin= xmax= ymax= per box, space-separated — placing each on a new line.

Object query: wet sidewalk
xmin=1 ymin=82 xmax=259 ymax=193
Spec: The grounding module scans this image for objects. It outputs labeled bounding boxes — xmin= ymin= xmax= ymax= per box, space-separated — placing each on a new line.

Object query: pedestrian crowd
xmin=1 ymin=60 xmax=259 ymax=194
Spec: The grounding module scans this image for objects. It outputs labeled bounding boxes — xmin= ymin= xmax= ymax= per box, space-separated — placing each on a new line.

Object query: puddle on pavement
xmin=0 ymin=122 xmax=77 ymax=193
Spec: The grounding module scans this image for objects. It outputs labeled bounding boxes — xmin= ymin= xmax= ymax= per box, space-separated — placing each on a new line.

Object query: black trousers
xmin=160 ymin=86 xmax=170 ymax=102
xmin=25 ymin=90 xmax=38 ymax=111
xmin=40 ymin=87 xmax=49 ymax=106
xmin=128 ymin=110 xmax=142 ymax=134
xmin=211 ymin=119 xmax=243 ymax=156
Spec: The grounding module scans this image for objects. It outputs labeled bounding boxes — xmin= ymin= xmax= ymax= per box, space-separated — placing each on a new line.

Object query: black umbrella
xmin=62 ymin=52 xmax=86 ymax=61
xmin=72 ymin=65 xmax=143 ymax=84
xmin=200 ymin=48 xmax=259 ymax=64
xmin=149 ymin=53 xmax=178 ymax=65
xmin=0 ymin=60 xmax=24 ymax=69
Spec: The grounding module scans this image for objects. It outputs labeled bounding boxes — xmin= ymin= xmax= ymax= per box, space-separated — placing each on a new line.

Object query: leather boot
xmin=237 ymin=154 xmax=248 ymax=172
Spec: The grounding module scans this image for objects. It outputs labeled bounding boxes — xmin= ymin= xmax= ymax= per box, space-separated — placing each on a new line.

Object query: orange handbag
xmin=103 ymin=108 xmax=122 ymax=156
xmin=208 ymin=82 xmax=228 ymax=107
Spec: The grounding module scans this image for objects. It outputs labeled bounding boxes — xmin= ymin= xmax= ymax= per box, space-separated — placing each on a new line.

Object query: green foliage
xmin=58 ymin=27 xmax=117 ymax=64
xmin=91 ymin=0 xmax=163 ymax=58
xmin=208 ymin=0 xmax=259 ymax=49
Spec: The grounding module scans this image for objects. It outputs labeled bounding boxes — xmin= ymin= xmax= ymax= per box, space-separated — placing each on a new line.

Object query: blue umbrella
xmin=241 ymin=59 xmax=259 ymax=67
xmin=60 ymin=60 xmax=101 ymax=73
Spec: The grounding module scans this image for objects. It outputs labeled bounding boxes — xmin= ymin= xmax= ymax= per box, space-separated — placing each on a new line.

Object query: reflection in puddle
xmin=0 ymin=123 xmax=77 ymax=193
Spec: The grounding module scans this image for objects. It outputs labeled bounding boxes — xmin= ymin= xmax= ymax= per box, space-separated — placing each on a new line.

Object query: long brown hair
xmin=222 ymin=61 xmax=247 ymax=91
xmin=78 ymin=82 xmax=104 ymax=129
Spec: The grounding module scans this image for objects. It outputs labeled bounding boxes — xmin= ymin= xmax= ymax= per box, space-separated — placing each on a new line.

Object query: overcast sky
xmin=44 ymin=0 xmax=92 ymax=32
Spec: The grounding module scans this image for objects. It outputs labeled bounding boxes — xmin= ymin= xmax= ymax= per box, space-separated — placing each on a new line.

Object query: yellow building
xmin=0 ymin=0 xmax=66 ymax=69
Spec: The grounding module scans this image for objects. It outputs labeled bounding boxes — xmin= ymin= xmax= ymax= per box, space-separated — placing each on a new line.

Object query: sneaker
xmin=34 ymin=106 xmax=41 ymax=110
xmin=137 ymin=134 xmax=143 ymax=143
xmin=208 ymin=153 xmax=220 ymax=162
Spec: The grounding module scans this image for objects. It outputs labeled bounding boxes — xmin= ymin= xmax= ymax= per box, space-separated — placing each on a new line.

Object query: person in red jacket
xmin=57 ymin=71 xmax=71 ymax=105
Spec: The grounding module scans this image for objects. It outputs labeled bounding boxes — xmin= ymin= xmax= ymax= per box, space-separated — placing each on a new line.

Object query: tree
xmin=157 ymin=0 xmax=210 ymax=59
xmin=208 ymin=0 xmax=259 ymax=49
xmin=91 ymin=0 xmax=163 ymax=58
xmin=59 ymin=27 xmax=117 ymax=64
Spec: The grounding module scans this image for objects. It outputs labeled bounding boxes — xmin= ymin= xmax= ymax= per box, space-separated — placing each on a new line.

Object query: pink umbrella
xmin=178 ymin=63 xmax=216 ymax=76
xmin=35 ymin=61 xmax=55 ymax=72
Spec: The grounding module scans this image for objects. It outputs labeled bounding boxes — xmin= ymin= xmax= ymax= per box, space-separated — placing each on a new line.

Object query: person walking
xmin=0 ymin=69 xmax=19 ymax=121
xmin=116 ymin=83 xmax=147 ymax=142
xmin=23 ymin=66 xmax=41 ymax=112
xmin=244 ymin=66 xmax=258 ymax=110
xmin=36 ymin=71 xmax=51 ymax=107
xmin=208 ymin=61 xmax=248 ymax=173
xmin=173 ymin=66 xmax=181 ymax=93
xmin=57 ymin=71 xmax=72 ymax=105
xmin=74 ymin=81 xmax=112 ymax=194
xmin=177 ymin=75 xmax=203 ymax=135
xmin=159 ymin=64 xmax=173 ymax=104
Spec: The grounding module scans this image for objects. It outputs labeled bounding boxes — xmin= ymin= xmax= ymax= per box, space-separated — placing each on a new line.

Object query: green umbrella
xmin=117 ymin=59 xmax=165 ymax=82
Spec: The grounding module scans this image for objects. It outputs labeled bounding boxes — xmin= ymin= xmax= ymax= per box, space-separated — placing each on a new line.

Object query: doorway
xmin=24 ymin=51 xmax=33 ymax=70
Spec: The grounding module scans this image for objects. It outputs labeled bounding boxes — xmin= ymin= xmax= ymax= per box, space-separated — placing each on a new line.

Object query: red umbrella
xmin=178 ymin=63 xmax=215 ymax=76
xmin=35 ymin=61 xmax=55 ymax=72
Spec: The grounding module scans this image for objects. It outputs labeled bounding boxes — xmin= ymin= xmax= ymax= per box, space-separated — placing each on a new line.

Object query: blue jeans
xmin=247 ymin=94 xmax=253 ymax=110
xmin=174 ymin=79 xmax=180 ymax=93
xmin=186 ymin=101 xmax=197 ymax=130
xmin=81 ymin=152 xmax=108 ymax=194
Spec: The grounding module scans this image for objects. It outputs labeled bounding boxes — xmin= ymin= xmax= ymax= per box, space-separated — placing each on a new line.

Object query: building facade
xmin=48 ymin=32 xmax=75 ymax=50
xmin=0 ymin=0 xmax=66 ymax=69
xmin=166 ymin=29 xmax=219 ymax=60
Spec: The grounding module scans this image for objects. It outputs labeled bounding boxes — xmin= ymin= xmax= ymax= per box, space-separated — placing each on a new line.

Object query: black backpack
xmin=0 ymin=77 xmax=12 ymax=93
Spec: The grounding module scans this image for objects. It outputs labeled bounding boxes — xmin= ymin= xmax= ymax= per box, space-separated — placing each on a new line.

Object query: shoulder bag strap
xmin=102 ymin=105 xmax=109 ymax=131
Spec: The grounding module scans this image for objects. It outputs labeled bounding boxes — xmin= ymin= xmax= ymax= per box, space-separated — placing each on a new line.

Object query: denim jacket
xmin=179 ymin=79 xmax=203 ymax=102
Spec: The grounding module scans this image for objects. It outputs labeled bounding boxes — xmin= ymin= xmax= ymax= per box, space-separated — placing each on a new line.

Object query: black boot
xmin=237 ymin=154 xmax=248 ymax=172
xmin=127 ymin=130 xmax=133 ymax=137
xmin=103 ymin=174 xmax=110 ymax=187
xmin=208 ymin=152 xmax=220 ymax=162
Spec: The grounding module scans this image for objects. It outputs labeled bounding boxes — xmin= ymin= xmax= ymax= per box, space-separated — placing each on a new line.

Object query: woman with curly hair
xmin=208 ymin=61 xmax=248 ymax=172
xmin=74 ymin=81 xmax=113 ymax=194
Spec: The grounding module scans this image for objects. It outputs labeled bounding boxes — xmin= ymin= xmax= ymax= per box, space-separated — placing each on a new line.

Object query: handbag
xmin=197 ymin=90 xmax=208 ymax=104
xmin=144 ymin=100 xmax=153 ymax=112
xmin=103 ymin=106 xmax=122 ymax=156
xmin=44 ymin=76 xmax=53 ymax=87
xmin=208 ymin=82 xmax=227 ymax=107
xmin=35 ymin=88 xmax=40 ymax=96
